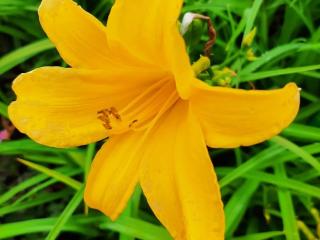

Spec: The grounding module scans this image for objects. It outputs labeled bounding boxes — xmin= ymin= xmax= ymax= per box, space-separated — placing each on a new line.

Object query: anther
xmin=97 ymin=107 xmax=122 ymax=130
xmin=103 ymin=123 xmax=112 ymax=130
xmin=109 ymin=107 xmax=121 ymax=120
xmin=129 ymin=119 xmax=138 ymax=128
xmin=97 ymin=109 xmax=112 ymax=130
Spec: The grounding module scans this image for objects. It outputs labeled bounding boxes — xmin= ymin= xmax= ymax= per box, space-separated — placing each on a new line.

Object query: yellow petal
xmin=84 ymin=130 xmax=145 ymax=220
xmin=140 ymin=101 xmax=224 ymax=240
xmin=39 ymin=0 xmax=112 ymax=68
xmin=164 ymin=26 xmax=194 ymax=99
xmin=190 ymin=80 xmax=300 ymax=148
xmin=107 ymin=0 xmax=194 ymax=98
xmin=9 ymin=66 xmax=168 ymax=147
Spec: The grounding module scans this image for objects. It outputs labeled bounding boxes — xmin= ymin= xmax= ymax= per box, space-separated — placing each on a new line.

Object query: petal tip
xmin=84 ymin=185 xmax=120 ymax=221
xmin=38 ymin=0 xmax=81 ymax=28
xmin=193 ymin=81 xmax=301 ymax=148
xmin=39 ymin=0 xmax=62 ymax=16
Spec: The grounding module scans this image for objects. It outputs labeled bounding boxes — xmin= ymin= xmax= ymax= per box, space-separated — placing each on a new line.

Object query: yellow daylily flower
xmin=8 ymin=0 xmax=300 ymax=239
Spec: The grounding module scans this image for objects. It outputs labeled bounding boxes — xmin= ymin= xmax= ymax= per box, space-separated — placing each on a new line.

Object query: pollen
xmin=109 ymin=107 xmax=121 ymax=120
xmin=129 ymin=119 xmax=138 ymax=128
xmin=97 ymin=107 xmax=140 ymax=131
xmin=97 ymin=107 xmax=122 ymax=130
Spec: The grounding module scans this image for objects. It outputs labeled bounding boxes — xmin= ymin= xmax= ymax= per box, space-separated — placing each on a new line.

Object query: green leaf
xmin=0 ymin=139 xmax=80 ymax=155
xmin=14 ymin=168 xmax=81 ymax=204
xmin=270 ymin=136 xmax=320 ymax=173
xmin=243 ymin=0 xmax=263 ymax=38
xmin=240 ymin=43 xmax=320 ymax=75
xmin=225 ymin=180 xmax=260 ymax=237
xmin=0 ymin=38 xmax=54 ymax=75
xmin=245 ymin=171 xmax=320 ymax=198
xmin=274 ymin=164 xmax=300 ymax=240
xmin=17 ymin=158 xmax=83 ymax=190
xmin=120 ymin=186 xmax=143 ymax=240
xmin=84 ymin=143 xmax=96 ymax=181
xmin=182 ymin=0 xmax=252 ymax=12
xmin=0 ymin=173 xmax=48 ymax=205
xmin=239 ymin=64 xmax=320 ymax=82
xmin=295 ymin=169 xmax=320 ymax=182
xmin=0 ymin=101 xmax=8 ymax=118
xmin=0 ymin=166 xmax=75 ymax=205
xmin=0 ymin=190 xmax=69 ymax=217
xmin=225 ymin=10 xmax=248 ymax=51
xmin=0 ymin=217 xmax=98 ymax=239
xmin=295 ymin=101 xmax=320 ymax=121
xmin=282 ymin=123 xmax=320 ymax=142
xmin=100 ymin=216 xmax=172 ymax=240
xmin=233 ymin=231 xmax=284 ymax=240
xmin=219 ymin=145 xmax=284 ymax=187
xmin=45 ymin=187 xmax=84 ymax=240
xmin=0 ymin=25 xmax=27 ymax=39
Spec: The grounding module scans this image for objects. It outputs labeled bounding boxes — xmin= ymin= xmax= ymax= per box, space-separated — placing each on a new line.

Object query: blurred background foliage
xmin=0 ymin=0 xmax=320 ymax=239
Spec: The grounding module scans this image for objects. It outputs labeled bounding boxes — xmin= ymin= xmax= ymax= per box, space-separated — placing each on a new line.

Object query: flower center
xmin=97 ymin=78 xmax=176 ymax=134
xmin=97 ymin=107 xmax=121 ymax=130
xmin=97 ymin=107 xmax=139 ymax=131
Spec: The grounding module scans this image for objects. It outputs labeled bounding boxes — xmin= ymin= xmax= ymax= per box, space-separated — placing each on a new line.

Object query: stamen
xmin=129 ymin=119 xmax=138 ymax=128
xmin=120 ymin=78 xmax=168 ymax=116
xmin=97 ymin=79 xmax=175 ymax=133
xmin=109 ymin=107 xmax=121 ymax=120
xmin=121 ymin=79 xmax=173 ymax=122
xmin=97 ymin=107 xmax=122 ymax=130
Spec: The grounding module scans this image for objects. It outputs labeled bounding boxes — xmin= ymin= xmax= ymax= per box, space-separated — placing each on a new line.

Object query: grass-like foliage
xmin=1 ymin=0 xmax=320 ymax=239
